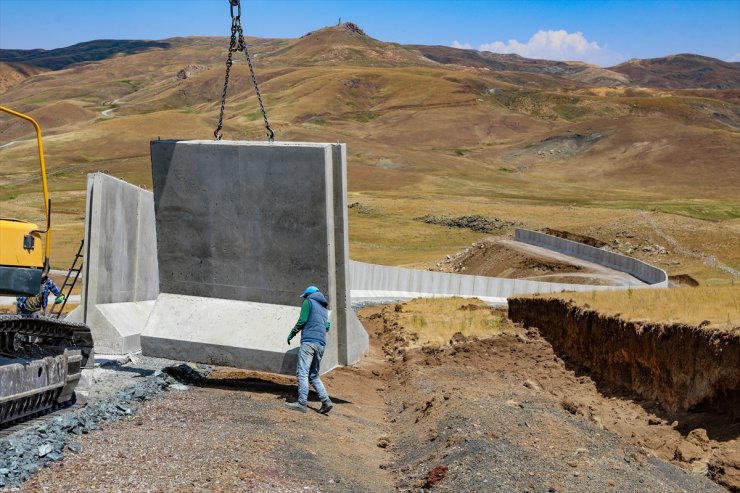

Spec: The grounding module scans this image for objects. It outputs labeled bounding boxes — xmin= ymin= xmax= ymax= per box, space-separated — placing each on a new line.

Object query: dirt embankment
xmin=432 ymin=238 xmax=585 ymax=278
xmin=508 ymin=297 xmax=740 ymax=416
xmin=540 ymin=228 xmax=607 ymax=248
xmin=430 ymin=238 xmax=638 ymax=286
xmin=364 ymin=304 xmax=735 ymax=492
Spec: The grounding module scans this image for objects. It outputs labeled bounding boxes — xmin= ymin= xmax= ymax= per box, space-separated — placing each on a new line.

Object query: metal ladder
xmin=52 ymin=240 xmax=84 ymax=319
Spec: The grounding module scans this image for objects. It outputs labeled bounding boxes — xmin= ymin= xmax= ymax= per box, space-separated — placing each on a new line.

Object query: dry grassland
xmin=396 ymin=297 xmax=513 ymax=345
xmin=542 ymin=286 xmax=740 ymax=329
xmin=1 ymin=32 xmax=738 ymax=283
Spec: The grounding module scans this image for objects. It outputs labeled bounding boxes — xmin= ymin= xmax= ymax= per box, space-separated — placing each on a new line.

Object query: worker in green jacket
xmin=285 ymin=285 xmax=333 ymax=414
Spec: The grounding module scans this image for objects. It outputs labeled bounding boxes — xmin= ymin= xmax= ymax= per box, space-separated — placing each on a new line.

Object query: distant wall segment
xmin=349 ymin=260 xmax=622 ymax=307
xmin=514 ymin=228 xmax=668 ymax=287
xmin=349 ymin=230 xmax=668 ymax=304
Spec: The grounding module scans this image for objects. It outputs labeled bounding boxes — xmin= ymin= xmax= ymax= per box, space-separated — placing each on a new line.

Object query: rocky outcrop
xmin=415 ymin=214 xmax=517 ymax=233
xmin=508 ymin=297 xmax=739 ymax=416
xmin=176 ymin=64 xmax=207 ymax=80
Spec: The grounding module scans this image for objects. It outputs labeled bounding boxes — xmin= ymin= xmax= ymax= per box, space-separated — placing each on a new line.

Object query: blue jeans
xmin=296 ymin=341 xmax=329 ymax=406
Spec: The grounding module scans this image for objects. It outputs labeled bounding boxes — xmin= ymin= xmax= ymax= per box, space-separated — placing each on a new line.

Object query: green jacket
xmin=288 ymin=297 xmax=331 ymax=342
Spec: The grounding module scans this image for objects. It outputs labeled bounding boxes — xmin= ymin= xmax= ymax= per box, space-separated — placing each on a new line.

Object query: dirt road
xmin=432 ymin=238 xmax=645 ymax=286
xmin=19 ymin=304 xmax=729 ymax=492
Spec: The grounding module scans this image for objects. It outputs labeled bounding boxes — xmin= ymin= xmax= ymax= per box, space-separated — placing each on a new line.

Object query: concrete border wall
xmin=349 ymin=260 xmax=629 ymax=306
xmin=514 ymin=228 xmax=668 ymax=287
xmin=65 ymin=173 xmax=158 ymax=354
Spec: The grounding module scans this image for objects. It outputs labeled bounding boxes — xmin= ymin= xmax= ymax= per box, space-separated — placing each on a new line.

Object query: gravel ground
xmin=0 ymin=356 xmax=207 ymax=490
xmin=3 ymin=306 xmax=733 ymax=492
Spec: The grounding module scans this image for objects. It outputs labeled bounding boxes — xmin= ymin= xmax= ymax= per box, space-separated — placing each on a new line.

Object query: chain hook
xmin=216 ymin=0 xmax=274 ymax=142
xmin=229 ymin=0 xmax=241 ymax=20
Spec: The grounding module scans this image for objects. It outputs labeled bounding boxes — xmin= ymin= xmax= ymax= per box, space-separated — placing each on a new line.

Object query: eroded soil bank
xmin=509 ymin=296 xmax=740 ymax=490
xmin=508 ymin=297 xmax=740 ymax=415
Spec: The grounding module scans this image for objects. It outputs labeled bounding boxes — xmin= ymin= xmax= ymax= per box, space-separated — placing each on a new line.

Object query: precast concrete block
xmin=142 ymin=294 xmax=338 ymax=373
xmin=76 ymin=173 xmax=159 ymax=354
xmin=84 ymin=301 xmax=154 ymax=354
xmin=141 ymin=140 xmax=368 ymax=373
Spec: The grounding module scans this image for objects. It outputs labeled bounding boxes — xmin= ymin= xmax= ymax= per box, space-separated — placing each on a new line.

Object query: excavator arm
xmin=0 ymin=105 xmax=52 ymax=296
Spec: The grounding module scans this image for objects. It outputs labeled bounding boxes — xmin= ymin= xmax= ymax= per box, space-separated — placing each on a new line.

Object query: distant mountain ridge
xmin=0 ymin=39 xmax=171 ymax=71
xmin=609 ymin=54 xmax=740 ymax=89
xmin=0 ymin=21 xmax=737 ymax=242
xmin=1 ymin=25 xmax=737 ymax=89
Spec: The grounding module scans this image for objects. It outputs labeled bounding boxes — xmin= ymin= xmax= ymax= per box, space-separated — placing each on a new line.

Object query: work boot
xmin=319 ymin=399 xmax=333 ymax=415
xmin=284 ymin=401 xmax=307 ymax=413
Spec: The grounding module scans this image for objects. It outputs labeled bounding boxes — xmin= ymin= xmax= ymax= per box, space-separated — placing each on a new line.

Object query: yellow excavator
xmin=0 ymin=105 xmax=93 ymax=427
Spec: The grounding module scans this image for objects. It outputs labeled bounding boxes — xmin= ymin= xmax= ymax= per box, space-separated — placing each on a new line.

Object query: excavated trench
xmin=508 ymin=297 xmax=740 ymax=417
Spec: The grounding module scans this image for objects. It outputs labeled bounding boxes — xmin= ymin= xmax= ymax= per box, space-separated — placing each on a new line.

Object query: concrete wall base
xmin=141 ymin=294 xmax=339 ymax=375
xmin=345 ymin=309 xmax=370 ymax=365
xmin=67 ymin=301 xmax=153 ymax=354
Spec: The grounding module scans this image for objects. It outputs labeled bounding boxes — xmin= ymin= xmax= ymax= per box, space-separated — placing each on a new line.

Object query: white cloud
xmin=479 ymin=30 xmax=620 ymax=66
xmin=451 ymin=40 xmax=472 ymax=50
xmin=731 ymin=53 xmax=740 ymax=62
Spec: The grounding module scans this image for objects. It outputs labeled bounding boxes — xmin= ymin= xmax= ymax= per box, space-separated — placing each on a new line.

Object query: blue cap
xmin=300 ymin=285 xmax=319 ymax=298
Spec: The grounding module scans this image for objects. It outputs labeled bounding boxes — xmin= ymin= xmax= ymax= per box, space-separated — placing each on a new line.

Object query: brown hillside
xmin=0 ymin=27 xmax=738 ymax=283
xmin=0 ymin=62 xmax=46 ymax=94
xmin=266 ymin=24 xmax=425 ymax=67
xmin=610 ymin=54 xmax=740 ymax=89
xmin=0 ymin=101 xmax=95 ymax=140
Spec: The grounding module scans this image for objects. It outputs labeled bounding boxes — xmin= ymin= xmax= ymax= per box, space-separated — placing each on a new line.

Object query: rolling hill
xmin=610 ymin=54 xmax=740 ymax=89
xmin=0 ymin=23 xmax=738 ymax=284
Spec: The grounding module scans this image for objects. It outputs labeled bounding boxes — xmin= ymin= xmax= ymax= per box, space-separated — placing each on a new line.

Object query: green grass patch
xmin=601 ymin=201 xmax=740 ymax=222
xmin=556 ymin=104 xmax=589 ymax=121
xmin=119 ymin=79 xmax=141 ymax=92
xmin=307 ymin=116 xmax=326 ymax=126
xmin=353 ymin=112 xmax=380 ymax=123
xmin=349 ymin=211 xmax=481 ymax=266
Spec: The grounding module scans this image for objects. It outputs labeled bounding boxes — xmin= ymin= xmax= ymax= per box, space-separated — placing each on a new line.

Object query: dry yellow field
xmin=541 ymin=286 xmax=740 ymax=329
xmin=397 ymin=297 xmax=513 ymax=345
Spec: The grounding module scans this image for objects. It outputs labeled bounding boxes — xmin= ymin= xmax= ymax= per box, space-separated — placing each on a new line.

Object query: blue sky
xmin=0 ymin=0 xmax=738 ymax=66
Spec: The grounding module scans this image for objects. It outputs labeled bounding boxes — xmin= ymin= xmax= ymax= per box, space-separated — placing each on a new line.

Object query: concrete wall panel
xmin=143 ymin=141 xmax=368 ymax=373
xmin=150 ymin=142 xmax=333 ymax=306
xmin=78 ymin=173 xmax=159 ymax=353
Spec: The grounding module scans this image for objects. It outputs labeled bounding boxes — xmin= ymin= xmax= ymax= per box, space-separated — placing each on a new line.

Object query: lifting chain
xmin=214 ymin=0 xmax=274 ymax=141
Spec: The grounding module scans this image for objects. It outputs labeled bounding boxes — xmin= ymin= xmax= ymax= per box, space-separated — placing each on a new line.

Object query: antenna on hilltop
xmin=338 ymin=17 xmax=341 ymax=26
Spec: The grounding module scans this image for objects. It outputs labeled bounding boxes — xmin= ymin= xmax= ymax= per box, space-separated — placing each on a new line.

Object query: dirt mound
xmin=670 ymin=274 xmax=701 ymax=287
xmin=433 ymin=238 xmax=584 ymax=277
xmin=541 ymin=228 xmax=607 ymax=248
xmin=415 ymin=215 xmax=517 ymax=234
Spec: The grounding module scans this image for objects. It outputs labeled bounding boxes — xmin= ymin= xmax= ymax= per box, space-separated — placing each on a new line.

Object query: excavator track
xmin=0 ymin=315 xmax=93 ymax=428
